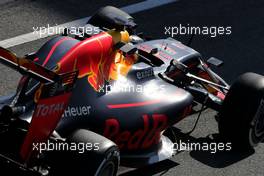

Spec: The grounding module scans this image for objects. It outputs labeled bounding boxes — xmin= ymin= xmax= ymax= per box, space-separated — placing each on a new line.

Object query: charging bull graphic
xmin=55 ymin=30 xmax=136 ymax=91
xmin=56 ymin=32 xmax=114 ymax=91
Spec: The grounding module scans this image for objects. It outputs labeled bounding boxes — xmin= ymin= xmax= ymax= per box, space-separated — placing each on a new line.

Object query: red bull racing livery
xmin=0 ymin=6 xmax=264 ymax=176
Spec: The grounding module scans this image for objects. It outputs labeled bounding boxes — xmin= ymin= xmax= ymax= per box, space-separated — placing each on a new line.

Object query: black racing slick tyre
xmin=51 ymin=129 xmax=120 ymax=176
xmin=218 ymin=72 xmax=264 ymax=149
xmin=95 ymin=157 xmax=117 ymax=176
xmin=69 ymin=129 xmax=119 ymax=176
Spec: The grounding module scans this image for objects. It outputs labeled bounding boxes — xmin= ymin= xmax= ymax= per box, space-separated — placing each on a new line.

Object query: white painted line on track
xmin=0 ymin=0 xmax=178 ymax=48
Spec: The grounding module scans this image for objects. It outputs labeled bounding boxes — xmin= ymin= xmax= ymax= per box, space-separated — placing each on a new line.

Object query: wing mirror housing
xmin=207 ymin=57 xmax=223 ymax=67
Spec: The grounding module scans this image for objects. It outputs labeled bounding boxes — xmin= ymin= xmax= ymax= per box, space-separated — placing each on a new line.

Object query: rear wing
xmin=0 ymin=47 xmax=79 ymax=162
xmin=20 ymin=69 xmax=78 ymax=162
xmin=0 ymin=47 xmax=59 ymax=83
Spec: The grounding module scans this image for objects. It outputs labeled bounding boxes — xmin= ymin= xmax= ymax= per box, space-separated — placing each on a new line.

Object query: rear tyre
xmin=96 ymin=158 xmax=116 ymax=176
xmin=68 ymin=129 xmax=119 ymax=176
xmin=50 ymin=129 xmax=119 ymax=176
xmin=218 ymin=72 xmax=264 ymax=149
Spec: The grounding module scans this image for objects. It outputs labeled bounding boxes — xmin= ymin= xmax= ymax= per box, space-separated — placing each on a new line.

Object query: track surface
xmin=0 ymin=0 xmax=264 ymax=176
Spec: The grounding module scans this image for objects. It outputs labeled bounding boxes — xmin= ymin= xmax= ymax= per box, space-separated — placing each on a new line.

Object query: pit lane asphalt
xmin=0 ymin=0 xmax=264 ymax=176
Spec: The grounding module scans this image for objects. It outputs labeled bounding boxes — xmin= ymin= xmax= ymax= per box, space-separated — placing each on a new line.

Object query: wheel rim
xmin=100 ymin=162 xmax=115 ymax=176
xmin=254 ymin=115 xmax=264 ymax=137
xmin=249 ymin=118 xmax=264 ymax=147
xmin=254 ymin=99 xmax=264 ymax=137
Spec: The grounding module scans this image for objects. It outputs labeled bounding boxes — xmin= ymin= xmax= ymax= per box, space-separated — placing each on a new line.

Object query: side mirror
xmin=207 ymin=57 xmax=223 ymax=67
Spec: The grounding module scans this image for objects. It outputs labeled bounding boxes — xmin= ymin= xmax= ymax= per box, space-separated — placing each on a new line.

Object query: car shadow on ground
xmin=171 ymin=127 xmax=255 ymax=168
xmin=190 ymin=146 xmax=255 ymax=168
xmin=119 ymin=127 xmax=255 ymax=175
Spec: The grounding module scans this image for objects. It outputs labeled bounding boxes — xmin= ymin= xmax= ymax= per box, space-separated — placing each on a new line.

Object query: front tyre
xmin=218 ymin=72 xmax=264 ymax=149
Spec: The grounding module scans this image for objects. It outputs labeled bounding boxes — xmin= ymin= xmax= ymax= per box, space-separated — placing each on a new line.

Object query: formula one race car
xmin=0 ymin=6 xmax=264 ymax=176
